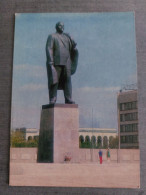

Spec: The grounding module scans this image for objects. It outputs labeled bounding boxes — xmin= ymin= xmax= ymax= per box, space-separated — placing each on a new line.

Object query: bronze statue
xmin=46 ymin=22 xmax=79 ymax=104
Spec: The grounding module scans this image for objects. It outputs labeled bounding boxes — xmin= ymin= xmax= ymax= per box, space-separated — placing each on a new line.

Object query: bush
xmin=11 ymin=131 xmax=39 ymax=147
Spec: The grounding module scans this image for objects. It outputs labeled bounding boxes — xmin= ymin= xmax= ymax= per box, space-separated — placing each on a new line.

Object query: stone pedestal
xmin=37 ymin=104 xmax=79 ymax=163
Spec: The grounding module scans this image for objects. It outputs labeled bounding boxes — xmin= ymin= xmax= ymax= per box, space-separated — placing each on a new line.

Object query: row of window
xmin=120 ymin=101 xmax=137 ymax=111
xmin=121 ymin=135 xmax=138 ymax=143
xmin=120 ymin=123 xmax=138 ymax=132
xmin=120 ymin=112 xmax=138 ymax=122
xmin=79 ymin=135 xmax=112 ymax=143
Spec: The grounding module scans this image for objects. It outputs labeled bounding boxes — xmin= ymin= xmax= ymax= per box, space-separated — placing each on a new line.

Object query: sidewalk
xmin=9 ymin=162 xmax=140 ymax=188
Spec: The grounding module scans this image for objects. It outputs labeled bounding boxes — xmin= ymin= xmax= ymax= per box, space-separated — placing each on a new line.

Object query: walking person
xmin=98 ymin=149 xmax=103 ymax=164
xmin=107 ymin=148 xmax=110 ymax=162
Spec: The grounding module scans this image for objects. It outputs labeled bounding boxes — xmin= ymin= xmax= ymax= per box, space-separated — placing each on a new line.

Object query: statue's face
xmin=56 ymin=22 xmax=64 ymax=33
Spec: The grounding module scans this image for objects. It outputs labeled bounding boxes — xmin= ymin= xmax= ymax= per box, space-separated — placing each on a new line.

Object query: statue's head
xmin=56 ymin=22 xmax=64 ymax=34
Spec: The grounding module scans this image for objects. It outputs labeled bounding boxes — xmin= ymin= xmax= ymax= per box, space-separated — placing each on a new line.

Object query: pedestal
xmin=37 ymin=104 xmax=79 ymax=163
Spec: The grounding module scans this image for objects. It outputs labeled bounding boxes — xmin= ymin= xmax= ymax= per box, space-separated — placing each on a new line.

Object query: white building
xmin=25 ymin=128 xmax=39 ymax=140
xmin=79 ymin=128 xmax=117 ymax=145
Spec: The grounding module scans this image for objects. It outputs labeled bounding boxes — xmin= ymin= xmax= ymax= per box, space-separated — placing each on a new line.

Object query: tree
xmin=80 ymin=136 xmax=91 ymax=148
xmin=109 ymin=136 xmax=114 ymax=148
xmin=79 ymin=135 xmax=84 ymax=147
xmin=97 ymin=136 xmax=102 ymax=148
xmin=11 ymin=131 xmax=25 ymax=147
xmin=28 ymin=136 xmax=33 ymax=141
xmin=103 ymin=136 xmax=108 ymax=149
xmin=11 ymin=131 xmax=39 ymax=147
xmin=109 ymin=136 xmax=119 ymax=149
xmin=91 ymin=136 xmax=96 ymax=148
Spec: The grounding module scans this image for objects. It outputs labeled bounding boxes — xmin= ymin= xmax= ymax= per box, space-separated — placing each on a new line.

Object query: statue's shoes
xmin=49 ymin=101 xmax=56 ymax=105
xmin=65 ymin=100 xmax=75 ymax=104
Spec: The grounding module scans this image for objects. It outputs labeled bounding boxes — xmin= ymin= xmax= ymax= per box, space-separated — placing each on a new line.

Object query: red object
xmin=99 ymin=156 xmax=102 ymax=164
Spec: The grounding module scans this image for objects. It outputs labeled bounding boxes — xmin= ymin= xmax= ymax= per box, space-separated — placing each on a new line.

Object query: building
xmin=15 ymin=128 xmax=39 ymax=140
xmin=79 ymin=128 xmax=117 ymax=146
xmin=117 ymin=89 xmax=139 ymax=149
xmin=25 ymin=128 xmax=39 ymax=140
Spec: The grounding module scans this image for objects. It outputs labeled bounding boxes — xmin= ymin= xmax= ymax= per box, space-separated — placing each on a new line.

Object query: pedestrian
xmin=98 ymin=149 xmax=103 ymax=164
xmin=107 ymin=148 xmax=110 ymax=162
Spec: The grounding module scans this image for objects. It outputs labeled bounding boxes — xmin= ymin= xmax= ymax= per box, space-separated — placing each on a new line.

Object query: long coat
xmin=46 ymin=32 xmax=79 ymax=89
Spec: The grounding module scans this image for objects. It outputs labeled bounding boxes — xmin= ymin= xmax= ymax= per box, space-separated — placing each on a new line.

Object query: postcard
xmin=9 ymin=12 xmax=140 ymax=188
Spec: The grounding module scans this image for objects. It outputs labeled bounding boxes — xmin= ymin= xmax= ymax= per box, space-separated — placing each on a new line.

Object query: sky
xmin=11 ymin=12 xmax=137 ymax=130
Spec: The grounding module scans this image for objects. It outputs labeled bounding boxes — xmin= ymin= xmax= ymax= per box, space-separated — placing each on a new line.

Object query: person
xmin=98 ymin=149 xmax=103 ymax=164
xmin=107 ymin=148 xmax=110 ymax=162
xmin=46 ymin=22 xmax=79 ymax=104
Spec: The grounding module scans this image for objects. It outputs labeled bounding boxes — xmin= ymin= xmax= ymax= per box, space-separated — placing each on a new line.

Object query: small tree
xmin=11 ymin=131 xmax=25 ymax=147
xmin=79 ymin=135 xmax=84 ymax=148
xmin=109 ymin=136 xmax=119 ymax=149
xmin=28 ymin=136 xmax=33 ymax=141
xmin=91 ymin=136 xmax=96 ymax=148
xmin=103 ymin=136 xmax=108 ymax=149
xmin=11 ymin=131 xmax=39 ymax=148
xmin=97 ymin=136 xmax=102 ymax=148
xmin=82 ymin=136 xmax=91 ymax=148
xmin=109 ymin=136 xmax=114 ymax=148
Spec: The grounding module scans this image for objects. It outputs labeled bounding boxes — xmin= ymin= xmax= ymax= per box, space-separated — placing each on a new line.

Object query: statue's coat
xmin=46 ymin=33 xmax=78 ymax=90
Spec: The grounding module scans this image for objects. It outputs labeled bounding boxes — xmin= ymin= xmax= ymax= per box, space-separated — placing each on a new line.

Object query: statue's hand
xmin=72 ymin=42 xmax=77 ymax=48
xmin=48 ymin=62 xmax=54 ymax=66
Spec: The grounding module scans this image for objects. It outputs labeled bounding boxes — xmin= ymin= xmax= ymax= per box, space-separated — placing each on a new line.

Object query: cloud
xmin=12 ymin=85 xmax=119 ymax=129
xmin=126 ymin=73 xmax=137 ymax=84
xmin=20 ymin=83 xmax=46 ymax=91
xmin=15 ymin=64 xmax=46 ymax=78
xmin=11 ymin=104 xmax=41 ymax=129
xmin=15 ymin=64 xmax=28 ymax=70
xmin=73 ymin=86 xmax=119 ymax=129
xmin=77 ymin=86 xmax=120 ymax=93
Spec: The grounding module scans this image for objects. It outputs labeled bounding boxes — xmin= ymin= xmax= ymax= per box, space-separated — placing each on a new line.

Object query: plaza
xmin=10 ymin=162 xmax=140 ymax=188
xmin=9 ymin=148 xmax=140 ymax=188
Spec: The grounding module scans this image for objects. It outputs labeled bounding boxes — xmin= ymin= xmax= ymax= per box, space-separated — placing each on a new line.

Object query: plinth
xmin=37 ymin=104 xmax=79 ymax=163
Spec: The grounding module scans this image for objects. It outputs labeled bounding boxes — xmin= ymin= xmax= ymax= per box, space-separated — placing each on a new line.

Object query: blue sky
xmin=11 ymin=12 xmax=137 ymax=129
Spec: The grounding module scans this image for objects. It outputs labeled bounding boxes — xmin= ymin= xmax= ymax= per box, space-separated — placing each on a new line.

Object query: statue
xmin=46 ymin=22 xmax=79 ymax=104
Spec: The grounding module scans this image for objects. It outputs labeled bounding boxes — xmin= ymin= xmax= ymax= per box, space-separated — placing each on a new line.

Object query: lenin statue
xmin=46 ymin=22 xmax=79 ymax=104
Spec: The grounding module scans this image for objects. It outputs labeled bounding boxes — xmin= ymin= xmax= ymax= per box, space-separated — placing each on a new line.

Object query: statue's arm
xmin=65 ymin=33 xmax=77 ymax=49
xmin=46 ymin=35 xmax=54 ymax=66
xmin=71 ymin=36 xmax=77 ymax=49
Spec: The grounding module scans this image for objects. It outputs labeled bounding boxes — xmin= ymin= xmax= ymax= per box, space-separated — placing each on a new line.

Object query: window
xmin=79 ymin=135 xmax=84 ymax=144
xmin=120 ymin=103 xmax=125 ymax=111
xmin=120 ymin=101 xmax=137 ymax=111
xmin=85 ymin=136 xmax=90 ymax=143
xmin=120 ymin=123 xmax=138 ymax=133
xmin=128 ymin=135 xmax=133 ymax=143
xmin=133 ymin=123 xmax=138 ymax=132
xmin=121 ymin=136 xmax=126 ymax=143
xmin=91 ymin=136 xmax=96 ymax=145
xmin=120 ymin=114 xmax=125 ymax=122
xmin=120 ymin=113 xmax=138 ymax=122
xmin=97 ymin=136 xmax=102 ymax=145
xmin=133 ymin=135 xmax=138 ymax=143
xmin=120 ymin=125 xmax=125 ymax=132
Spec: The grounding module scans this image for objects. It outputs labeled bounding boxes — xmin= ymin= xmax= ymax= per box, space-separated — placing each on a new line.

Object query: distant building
xmin=117 ymin=89 xmax=139 ymax=149
xmin=25 ymin=128 xmax=39 ymax=140
xmin=15 ymin=128 xmax=39 ymax=140
xmin=79 ymin=128 xmax=117 ymax=146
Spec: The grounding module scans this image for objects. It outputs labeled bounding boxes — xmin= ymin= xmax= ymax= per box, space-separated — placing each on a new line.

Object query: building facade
xmin=79 ymin=128 xmax=117 ymax=147
xmin=15 ymin=128 xmax=39 ymax=140
xmin=117 ymin=90 xmax=139 ymax=149
xmin=25 ymin=128 xmax=39 ymax=140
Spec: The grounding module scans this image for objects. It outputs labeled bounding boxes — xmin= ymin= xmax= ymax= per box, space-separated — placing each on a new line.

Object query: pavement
xmin=9 ymin=162 xmax=140 ymax=188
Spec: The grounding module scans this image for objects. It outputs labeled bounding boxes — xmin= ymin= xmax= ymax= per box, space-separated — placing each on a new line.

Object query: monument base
xmin=37 ymin=104 xmax=79 ymax=163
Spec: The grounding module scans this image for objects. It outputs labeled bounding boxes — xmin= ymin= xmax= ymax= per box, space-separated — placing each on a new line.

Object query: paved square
xmin=9 ymin=162 xmax=140 ymax=188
